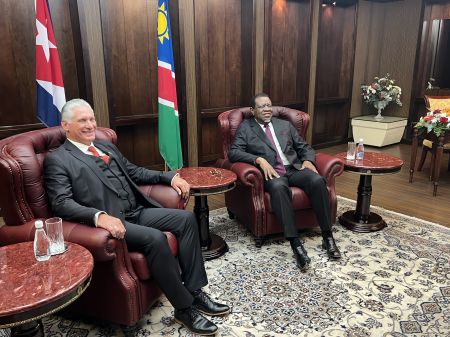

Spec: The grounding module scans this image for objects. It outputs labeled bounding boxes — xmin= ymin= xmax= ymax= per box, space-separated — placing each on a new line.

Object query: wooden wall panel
xmin=0 ymin=0 xmax=83 ymax=139
xmin=194 ymin=0 xmax=253 ymax=165
xmin=99 ymin=0 xmax=182 ymax=168
xmin=313 ymin=2 xmax=357 ymax=146
xmin=316 ymin=5 xmax=356 ymax=99
xmin=264 ymin=0 xmax=311 ymax=107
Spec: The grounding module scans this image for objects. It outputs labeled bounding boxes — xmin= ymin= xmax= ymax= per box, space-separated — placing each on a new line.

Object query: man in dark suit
xmin=44 ymin=98 xmax=228 ymax=336
xmin=228 ymin=93 xmax=341 ymax=271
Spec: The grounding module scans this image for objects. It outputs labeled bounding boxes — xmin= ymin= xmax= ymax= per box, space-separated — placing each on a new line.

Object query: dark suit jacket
xmin=44 ymin=139 xmax=175 ymax=226
xmin=228 ymin=117 xmax=316 ymax=169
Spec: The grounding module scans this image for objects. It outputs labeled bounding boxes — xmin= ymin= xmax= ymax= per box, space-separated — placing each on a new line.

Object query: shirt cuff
xmin=170 ymin=172 xmax=179 ymax=185
xmin=94 ymin=211 xmax=107 ymax=227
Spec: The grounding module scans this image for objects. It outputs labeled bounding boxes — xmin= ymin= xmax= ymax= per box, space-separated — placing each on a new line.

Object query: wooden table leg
xmin=339 ymin=175 xmax=386 ymax=232
xmin=409 ymin=128 xmax=419 ymax=183
xmin=11 ymin=320 xmax=44 ymax=337
xmin=194 ymin=195 xmax=228 ymax=260
xmin=432 ymin=134 xmax=445 ymax=196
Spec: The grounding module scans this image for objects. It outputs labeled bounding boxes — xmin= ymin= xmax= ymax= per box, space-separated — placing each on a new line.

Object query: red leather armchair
xmin=0 ymin=127 xmax=184 ymax=326
xmin=216 ymin=107 xmax=344 ymax=247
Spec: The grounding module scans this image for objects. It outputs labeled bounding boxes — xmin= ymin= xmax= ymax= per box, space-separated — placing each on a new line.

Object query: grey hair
xmin=61 ymin=99 xmax=93 ymax=122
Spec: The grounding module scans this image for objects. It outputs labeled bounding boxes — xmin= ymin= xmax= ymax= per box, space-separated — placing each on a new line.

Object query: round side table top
xmin=335 ymin=152 xmax=403 ymax=175
xmin=0 ymin=242 xmax=93 ymax=326
xmin=179 ymin=167 xmax=237 ymax=195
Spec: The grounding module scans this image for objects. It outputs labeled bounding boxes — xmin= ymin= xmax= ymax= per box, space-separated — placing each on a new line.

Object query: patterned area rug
xmin=2 ymin=196 xmax=450 ymax=337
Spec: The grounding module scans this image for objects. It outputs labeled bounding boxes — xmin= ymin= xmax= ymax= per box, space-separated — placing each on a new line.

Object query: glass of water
xmin=346 ymin=142 xmax=356 ymax=160
xmin=45 ymin=217 xmax=65 ymax=255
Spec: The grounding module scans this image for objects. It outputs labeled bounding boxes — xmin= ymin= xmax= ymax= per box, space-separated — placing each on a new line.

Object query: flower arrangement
xmin=361 ymin=74 xmax=402 ymax=119
xmin=415 ymin=108 xmax=450 ymax=137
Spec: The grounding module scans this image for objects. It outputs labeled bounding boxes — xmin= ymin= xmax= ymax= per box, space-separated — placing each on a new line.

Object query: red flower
xmin=440 ymin=117 xmax=448 ymax=123
xmin=423 ymin=115 xmax=433 ymax=122
xmin=432 ymin=109 xmax=441 ymax=115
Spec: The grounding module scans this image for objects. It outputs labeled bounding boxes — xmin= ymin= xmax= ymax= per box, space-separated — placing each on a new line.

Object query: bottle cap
xmin=35 ymin=220 xmax=44 ymax=229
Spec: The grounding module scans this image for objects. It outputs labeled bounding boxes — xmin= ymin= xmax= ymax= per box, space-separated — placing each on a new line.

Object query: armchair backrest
xmin=217 ymin=106 xmax=310 ymax=159
xmin=0 ymin=127 xmax=117 ymax=226
xmin=424 ymin=95 xmax=450 ymax=112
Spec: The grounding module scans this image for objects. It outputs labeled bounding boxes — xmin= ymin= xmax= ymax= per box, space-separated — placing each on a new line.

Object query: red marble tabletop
xmin=335 ymin=152 xmax=403 ymax=175
xmin=0 ymin=242 xmax=93 ymax=320
xmin=179 ymin=167 xmax=237 ymax=195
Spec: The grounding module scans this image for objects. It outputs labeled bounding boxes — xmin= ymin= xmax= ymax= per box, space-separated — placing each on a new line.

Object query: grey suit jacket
xmin=228 ymin=117 xmax=315 ymax=170
xmin=43 ymin=139 xmax=175 ymax=226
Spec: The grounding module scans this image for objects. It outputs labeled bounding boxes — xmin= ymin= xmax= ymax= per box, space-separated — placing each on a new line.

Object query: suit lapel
xmin=249 ymin=118 xmax=276 ymax=152
xmin=63 ymin=140 xmax=118 ymax=194
xmin=95 ymin=142 xmax=133 ymax=179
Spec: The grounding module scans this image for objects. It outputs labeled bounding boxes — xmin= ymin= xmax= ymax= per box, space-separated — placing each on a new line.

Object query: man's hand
xmin=256 ymin=157 xmax=280 ymax=180
xmin=97 ymin=214 xmax=126 ymax=239
xmin=171 ymin=175 xmax=190 ymax=199
xmin=301 ymin=160 xmax=318 ymax=174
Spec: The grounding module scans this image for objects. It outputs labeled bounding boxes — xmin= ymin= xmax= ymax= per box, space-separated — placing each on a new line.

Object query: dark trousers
xmin=264 ymin=166 xmax=332 ymax=239
xmin=124 ymin=208 xmax=208 ymax=309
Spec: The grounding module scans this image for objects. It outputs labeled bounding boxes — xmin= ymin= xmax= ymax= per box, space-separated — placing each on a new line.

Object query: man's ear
xmin=250 ymin=107 xmax=255 ymax=115
xmin=61 ymin=120 xmax=69 ymax=132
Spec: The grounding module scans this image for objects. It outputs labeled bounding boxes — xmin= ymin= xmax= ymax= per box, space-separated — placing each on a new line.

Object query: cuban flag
xmin=35 ymin=0 xmax=65 ymax=127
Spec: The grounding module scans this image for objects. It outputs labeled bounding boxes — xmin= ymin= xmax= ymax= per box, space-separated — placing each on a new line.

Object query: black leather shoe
xmin=293 ymin=245 xmax=311 ymax=271
xmin=174 ymin=307 xmax=218 ymax=336
xmin=193 ymin=291 xmax=230 ymax=316
xmin=322 ymin=236 xmax=342 ymax=259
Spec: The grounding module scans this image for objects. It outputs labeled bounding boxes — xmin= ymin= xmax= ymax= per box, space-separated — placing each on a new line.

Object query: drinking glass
xmin=45 ymin=217 xmax=65 ymax=255
xmin=346 ymin=142 xmax=356 ymax=160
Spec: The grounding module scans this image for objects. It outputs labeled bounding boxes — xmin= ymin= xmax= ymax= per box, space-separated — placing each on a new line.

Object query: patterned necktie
xmin=263 ymin=123 xmax=286 ymax=176
xmin=88 ymin=146 xmax=110 ymax=164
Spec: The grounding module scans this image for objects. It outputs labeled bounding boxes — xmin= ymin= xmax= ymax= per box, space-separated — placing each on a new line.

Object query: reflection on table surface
xmin=0 ymin=242 xmax=93 ymax=317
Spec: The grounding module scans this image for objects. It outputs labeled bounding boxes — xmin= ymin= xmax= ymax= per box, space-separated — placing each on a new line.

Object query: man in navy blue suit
xmin=228 ymin=93 xmax=341 ymax=271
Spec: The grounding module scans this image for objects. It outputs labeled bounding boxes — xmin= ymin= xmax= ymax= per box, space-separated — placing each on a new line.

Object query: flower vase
xmin=373 ymin=101 xmax=388 ymax=120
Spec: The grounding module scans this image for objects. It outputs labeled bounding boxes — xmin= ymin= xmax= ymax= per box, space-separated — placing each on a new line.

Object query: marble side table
xmin=0 ymin=242 xmax=93 ymax=337
xmin=335 ymin=152 xmax=403 ymax=232
xmin=179 ymin=167 xmax=237 ymax=260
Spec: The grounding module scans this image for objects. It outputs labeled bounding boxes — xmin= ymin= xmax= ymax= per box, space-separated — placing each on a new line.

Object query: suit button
xmin=117 ymin=193 xmax=120 ymax=197
xmin=120 ymin=211 xmax=124 ymax=214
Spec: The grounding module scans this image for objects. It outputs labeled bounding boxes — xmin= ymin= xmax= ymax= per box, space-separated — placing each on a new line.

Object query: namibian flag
xmin=157 ymin=0 xmax=183 ymax=170
xmin=35 ymin=0 xmax=65 ymax=127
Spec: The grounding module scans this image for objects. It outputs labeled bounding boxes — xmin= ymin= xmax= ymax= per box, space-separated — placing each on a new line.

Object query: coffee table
xmin=0 ymin=242 xmax=93 ymax=337
xmin=179 ymin=167 xmax=237 ymax=260
xmin=335 ymin=152 xmax=403 ymax=232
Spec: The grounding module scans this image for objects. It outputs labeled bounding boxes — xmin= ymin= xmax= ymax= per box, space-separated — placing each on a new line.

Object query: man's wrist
xmin=94 ymin=211 xmax=107 ymax=227
xmin=170 ymin=173 xmax=180 ymax=186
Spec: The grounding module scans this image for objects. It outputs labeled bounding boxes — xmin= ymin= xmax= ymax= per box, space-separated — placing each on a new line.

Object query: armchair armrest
xmin=215 ymin=159 xmax=265 ymax=197
xmin=0 ymin=219 xmax=118 ymax=262
xmin=62 ymin=220 xmax=119 ymax=262
xmin=315 ymin=153 xmax=344 ymax=184
xmin=139 ymin=184 xmax=187 ymax=209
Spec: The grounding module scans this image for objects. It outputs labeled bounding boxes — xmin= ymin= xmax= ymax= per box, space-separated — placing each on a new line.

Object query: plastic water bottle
xmin=34 ymin=220 xmax=50 ymax=261
xmin=356 ymin=138 xmax=365 ymax=160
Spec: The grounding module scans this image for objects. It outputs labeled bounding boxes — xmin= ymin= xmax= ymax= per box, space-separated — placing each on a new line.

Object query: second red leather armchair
xmin=216 ymin=106 xmax=344 ymax=247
